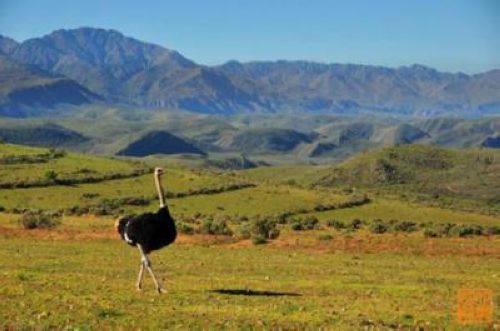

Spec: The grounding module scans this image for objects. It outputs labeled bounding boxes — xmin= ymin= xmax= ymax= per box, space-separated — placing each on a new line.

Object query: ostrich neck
xmin=154 ymin=174 xmax=166 ymax=208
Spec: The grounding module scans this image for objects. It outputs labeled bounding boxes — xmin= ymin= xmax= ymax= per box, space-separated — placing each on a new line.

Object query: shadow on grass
xmin=211 ymin=289 xmax=302 ymax=297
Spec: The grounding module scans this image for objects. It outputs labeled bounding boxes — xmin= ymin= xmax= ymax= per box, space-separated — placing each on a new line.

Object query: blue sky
xmin=0 ymin=0 xmax=498 ymax=73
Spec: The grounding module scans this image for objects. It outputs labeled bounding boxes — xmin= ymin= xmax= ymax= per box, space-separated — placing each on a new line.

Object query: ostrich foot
xmin=156 ymin=287 xmax=167 ymax=294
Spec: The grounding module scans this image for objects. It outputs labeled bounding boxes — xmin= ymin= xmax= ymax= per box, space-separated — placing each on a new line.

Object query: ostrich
xmin=115 ymin=167 xmax=177 ymax=293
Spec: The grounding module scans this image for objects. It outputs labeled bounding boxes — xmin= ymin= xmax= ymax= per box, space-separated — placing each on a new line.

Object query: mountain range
xmin=1 ymin=27 xmax=500 ymax=117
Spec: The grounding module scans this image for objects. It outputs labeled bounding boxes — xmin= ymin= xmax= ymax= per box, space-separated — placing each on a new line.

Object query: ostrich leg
xmin=136 ymin=252 xmax=145 ymax=291
xmin=138 ymin=244 xmax=164 ymax=294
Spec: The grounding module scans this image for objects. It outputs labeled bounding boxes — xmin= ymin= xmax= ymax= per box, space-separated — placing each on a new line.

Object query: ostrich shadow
xmin=210 ymin=289 xmax=302 ymax=297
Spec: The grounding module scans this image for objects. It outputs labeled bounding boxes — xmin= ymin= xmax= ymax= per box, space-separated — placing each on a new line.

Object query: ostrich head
xmin=154 ymin=167 xmax=164 ymax=177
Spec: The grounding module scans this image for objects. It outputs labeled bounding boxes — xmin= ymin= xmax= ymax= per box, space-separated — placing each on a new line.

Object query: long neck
xmin=154 ymin=174 xmax=166 ymax=208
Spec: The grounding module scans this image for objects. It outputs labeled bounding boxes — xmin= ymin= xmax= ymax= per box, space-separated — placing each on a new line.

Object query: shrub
xmin=423 ymin=228 xmax=439 ymax=238
xmin=485 ymin=226 xmax=500 ymax=236
xmin=65 ymin=205 xmax=90 ymax=216
xmin=326 ymin=219 xmax=346 ymax=230
xmin=318 ymin=234 xmax=334 ymax=241
xmin=274 ymin=213 xmax=288 ymax=224
xmin=449 ymin=224 xmax=484 ymax=237
xmin=177 ymin=222 xmax=195 ymax=235
xmin=20 ymin=210 xmax=61 ymax=230
xmin=199 ymin=219 xmax=233 ymax=236
xmin=350 ymin=219 xmax=363 ymax=230
xmin=434 ymin=223 xmax=455 ymax=237
xmin=290 ymin=216 xmax=319 ymax=231
xmin=118 ymin=197 xmax=150 ymax=206
xmin=314 ymin=204 xmax=335 ymax=212
xmin=81 ymin=193 xmax=100 ymax=199
xmin=252 ymin=218 xmax=280 ymax=239
xmin=44 ymin=170 xmax=58 ymax=183
xmin=369 ymin=220 xmax=388 ymax=234
xmin=394 ymin=221 xmax=418 ymax=233
xmin=77 ymin=168 xmax=96 ymax=174
xmin=251 ymin=234 xmax=268 ymax=245
xmin=48 ymin=148 xmax=66 ymax=158
xmin=236 ymin=217 xmax=280 ymax=244
xmin=290 ymin=222 xmax=304 ymax=231
xmin=235 ymin=222 xmax=252 ymax=239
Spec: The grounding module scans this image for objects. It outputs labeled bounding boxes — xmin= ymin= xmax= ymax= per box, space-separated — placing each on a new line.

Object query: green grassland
xmin=170 ymin=185 xmax=346 ymax=217
xmin=0 ymin=220 xmax=498 ymax=329
xmin=304 ymin=198 xmax=499 ymax=226
xmin=0 ymin=151 xmax=142 ymax=186
xmin=0 ymin=142 xmax=499 ymax=329
xmin=0 ymin=172 xmax=240 ymax=211
xmin=313 ymin=145 xmax=500 ymax=210
xmin=0 ymin=143 xmax=48 ymax=157
xmin=241 ymin=145 xmax=500 ymax=214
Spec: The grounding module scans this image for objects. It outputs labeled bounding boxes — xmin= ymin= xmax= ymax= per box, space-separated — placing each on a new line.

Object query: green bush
xmin=177 ymin=222 xmax=195 ymax=235
xmin=318 ymin=234 xmax=334 ymax=241
xmin=485 ymin=226 xmax=500 ymax=235
xmin=65 ymin=205 xmax=90 ymax=216
xmin=290 ymin=216 xmax=319 ymax=231
xmin=235 ymin=222 xmax=252 ymax=239
xmin=252 ymin=218 xmax=280 ymax=239
xmin=20 ymin=210 xmax=61 ymax=230
xmin=199 ymin=219 xmax=233 ymax=236
xmin=394 ymin=221 xmax=418 ymax=232
xmin=434 ymin=223 xmax=455 ymax=237
xmin=251 ymin=234 xmax=268 ymax=245
xmin=236 ymin=217 xmax=280 ymax=244
xmin=350 ymin=219 xmax=363 ymax=230
xmin=449 ymin=224 xmax=484 ymax=237
xmin=326 ymin=219 xmax=346 ymax=230
xmin=44 ymin=170 xmax=58 ymax=183
xmin=423 ymin=228 xmax=439 ymax=238
xmin=81 ymin=193 xmax=100 ymax=199
xmin=369 ymin=220 xmax=388 ymax=234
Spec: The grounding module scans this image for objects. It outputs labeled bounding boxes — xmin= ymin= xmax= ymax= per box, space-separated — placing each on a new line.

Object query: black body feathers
xmin=117 ymin=206 xmax=177 ymax=254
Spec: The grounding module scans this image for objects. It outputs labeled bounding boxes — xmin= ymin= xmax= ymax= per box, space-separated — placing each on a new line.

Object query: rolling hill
xmin=0 ymin=122 xmax=89 ymax=148
xmin=314 ymin=144 xmax=500 ymax=211
xmin=213 ymin=128 xmax=317 ymax=154
xmin=117 ymin=130 xmax=205 ymax=157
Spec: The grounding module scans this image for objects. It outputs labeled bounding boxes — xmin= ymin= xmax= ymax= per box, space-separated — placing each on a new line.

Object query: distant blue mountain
xmin=1 ymin=27 xmax=499 ymax=116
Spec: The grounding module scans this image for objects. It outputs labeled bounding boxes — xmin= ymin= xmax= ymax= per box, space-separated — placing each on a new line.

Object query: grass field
xmin=0 ymin=215 xmax=498 ymax=329
xmin=304 ymin=198 xmax=500 ymax=226
xmin=0 ymin=143 xmax=498 ymax=329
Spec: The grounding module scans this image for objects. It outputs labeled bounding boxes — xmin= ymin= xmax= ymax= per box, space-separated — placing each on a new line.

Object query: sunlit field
xmin=0 ymin=214 xmax=498 ymax=329
xmin=0 ymin=143 xmax=498 ymax=329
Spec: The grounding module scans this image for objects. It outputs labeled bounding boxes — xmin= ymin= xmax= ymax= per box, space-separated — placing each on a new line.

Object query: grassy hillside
xmin=1 ymin=142 xmax=497 ymax=228
xmin=213 ymin=128 xmax=316 ymax=154
xmin=0 ymin=143 xmax=253 ymax=213
xmin=0 ymin=123 xmax=89 ymax=148
xmin=0 ymin=142 xmax=499 ymax=329
xmin=314 ymin=144 xmax=500 ymax=213
xmin=0 ymin=143 xmax=144 ymax=188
